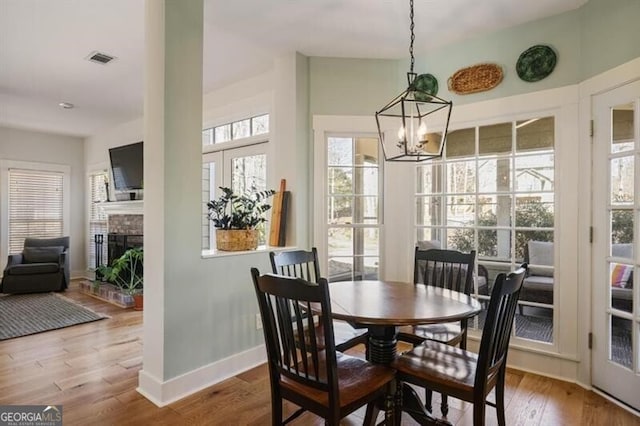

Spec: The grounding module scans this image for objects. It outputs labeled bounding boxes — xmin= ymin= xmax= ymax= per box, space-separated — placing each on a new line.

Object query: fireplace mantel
xmin=99 ymin=200 xmax=144 ymax=215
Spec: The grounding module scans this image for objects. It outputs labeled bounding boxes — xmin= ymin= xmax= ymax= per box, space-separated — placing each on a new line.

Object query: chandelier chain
xmin=409 ymin=0 xmax=415 ymax=73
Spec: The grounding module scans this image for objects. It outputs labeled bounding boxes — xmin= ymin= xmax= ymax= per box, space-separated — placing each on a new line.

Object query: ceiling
xmin=0 ymin=0 xmax=587 ymax=138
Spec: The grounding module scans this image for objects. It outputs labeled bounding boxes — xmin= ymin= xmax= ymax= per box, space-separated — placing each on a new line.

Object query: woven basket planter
xmin=216 ymin=229 xmax=259 ymax=251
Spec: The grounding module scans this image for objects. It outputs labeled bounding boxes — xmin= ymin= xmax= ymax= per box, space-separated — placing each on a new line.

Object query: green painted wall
xmin=579 ymin=0 xmax=640 ymax=79
xmin=310 ymin=0 xmax=640 ymax=115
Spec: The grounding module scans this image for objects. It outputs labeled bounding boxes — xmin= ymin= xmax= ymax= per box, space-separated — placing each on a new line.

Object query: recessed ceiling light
xmin=58 ymin=102 xmax=74 ymax=109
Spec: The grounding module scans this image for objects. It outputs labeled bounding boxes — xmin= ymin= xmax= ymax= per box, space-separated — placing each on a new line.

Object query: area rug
xmin=0 ymin=292 xmax=107 ymax=340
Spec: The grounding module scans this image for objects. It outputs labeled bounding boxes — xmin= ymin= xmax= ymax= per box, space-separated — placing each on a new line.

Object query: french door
xmin=592 ymin=80 xmax=640 ymax=410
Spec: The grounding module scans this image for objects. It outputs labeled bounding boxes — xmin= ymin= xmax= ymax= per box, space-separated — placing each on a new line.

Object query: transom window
xmin=416 ymin=116 xmax=555 ymax=344
xmin=202 ymin=114 xmax=269 ymax=145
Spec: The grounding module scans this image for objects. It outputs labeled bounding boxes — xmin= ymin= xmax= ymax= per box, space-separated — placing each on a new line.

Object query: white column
xmin=138 ymin=0 xmax=203 ymax=405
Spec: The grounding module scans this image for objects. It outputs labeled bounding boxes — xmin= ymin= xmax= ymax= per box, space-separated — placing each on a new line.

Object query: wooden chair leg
xmin=364 ymin=402 xmax=380 ymax=426
xmin=440 ymin=394 xmax=449 ymax=417
xmin=473 ymin=400 xmax=486 ymax=426
xmin=425 ymin=388 xmax=433 ymax=412
xmin=496 ymin=369 xmax=507 ymax=426
xmin=271 ymin=394 xmax=282 ymax=425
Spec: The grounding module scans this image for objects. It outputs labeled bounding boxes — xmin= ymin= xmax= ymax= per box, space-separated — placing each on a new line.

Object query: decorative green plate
xmin=413 ymin=73 xmax=438 ymax=101
xmin=516 ymin=45 xmax=557 ymax=82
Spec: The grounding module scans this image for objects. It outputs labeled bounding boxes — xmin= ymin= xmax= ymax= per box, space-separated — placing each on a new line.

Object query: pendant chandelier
xmin=375 ymin=0 xmax=452 ymax=162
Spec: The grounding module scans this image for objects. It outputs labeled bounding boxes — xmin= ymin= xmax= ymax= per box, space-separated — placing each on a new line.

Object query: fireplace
xmin=108 ymin=234 xmax=143 ymax=264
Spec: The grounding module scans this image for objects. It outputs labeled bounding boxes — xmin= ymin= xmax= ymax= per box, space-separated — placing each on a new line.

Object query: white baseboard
xmin=137 ymin=344 xmax=267 ymax=407
xmin=70 ymin=270 xmax=87 ymax=280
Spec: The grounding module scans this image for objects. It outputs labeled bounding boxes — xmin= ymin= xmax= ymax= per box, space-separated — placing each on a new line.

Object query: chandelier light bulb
xmin=397 ymin=125 xmax=406 ymax=141
xmin=417 ymin=122 xmax=428 ymax=142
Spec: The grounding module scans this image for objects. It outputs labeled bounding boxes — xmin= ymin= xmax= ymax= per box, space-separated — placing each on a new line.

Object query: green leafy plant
xmin=207 ymin=187 xmax=275 ymax=230
xmin=101 ymin=247 xmax=144 ymax=296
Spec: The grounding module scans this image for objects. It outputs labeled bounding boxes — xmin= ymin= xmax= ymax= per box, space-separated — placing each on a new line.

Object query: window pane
xmin=479 ymin=195 xmax=512 ymax=227
xmin=611 ymin=156 xmax=634 ymax=204
xmin=611 ymin=209 xmax=633 ymax=248
xmin=215 ymin=124 xmax=231 ymax=143
xmin=417 ymin=163 xmax=442 ymax=194
xmin=447 ymin=227 xmax=474 ymax=252
xmin=445 ymin=128 xmax=475 ymax=158
xmin=328 ymin=137 xmax=352 ymax=166
xmin=252 ymin=114 xmax=269 ymax=136
xmin=515 ymin=154 xmax=554 ymax=192
xmin=328 ymin=257 xmax=353 ymax=282
xmin=328 ymin=228 xmax=352 ymax=257
xmin=232 ymin=119 xmax=251 ymax=139
xmin=446 ymin=195 xmax=475 ymax=227
xmin=515 ymin=307 xmax=553 ymax=343
xmin=515 ymin=230 xmax=554 ymax=262
xmin=516 ymin=117 xmax=554 ymax=152
xmin=355 ymin=137 xmax=378 ymax=164
xmin=88 ymin=172 xmax=108 ymax=270
xmin=416 ymin=196 xmax=442 ymax=226
xmin=202 ymin=162 xmax=215 ymax=250
xmin=417 ymin=227 xmax=443 ymax=243
xmin=478 ymin=157 xmax=512 ymax=193
xmin=610 ymin=316 xmax=632 ymax=369
xmin=328 ymin=196 xmax=352 ymax=225
xmin=479 ymin=123 xmax=512 ymax=155
xmin=202 ymin=128 xmax=213 ymax=145
xmin=515 ymin=196 xmax=554 ymax=228
xmin=477 ymin=229 xmax=511 ymax=261
xmin=355 ymin=196 xmax=378 ymax=223
xmin=447 ymin=160 xmax=476 ymax=193
xmin=354 ymin=167 xmax=378 ymax=195
xmin=231 ymin=154 xmax=266 ymax=194
xmin=612 ymin=105 xmax=634 ymax=153
xmin=610 ymin=263 xmax=633 ymax=313
xmin=328 ymin=167 xmax=353 ymax=194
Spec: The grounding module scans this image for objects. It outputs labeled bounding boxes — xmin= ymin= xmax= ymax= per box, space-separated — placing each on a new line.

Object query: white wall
xmin=0 ymin=126 xmax=85 ymax=277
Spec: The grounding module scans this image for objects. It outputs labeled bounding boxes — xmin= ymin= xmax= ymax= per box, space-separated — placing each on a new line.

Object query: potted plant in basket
xmin=102 ymin=247 xmax=144 ymax=310
xmin=207 ymin=187 xmax=275 ymax=251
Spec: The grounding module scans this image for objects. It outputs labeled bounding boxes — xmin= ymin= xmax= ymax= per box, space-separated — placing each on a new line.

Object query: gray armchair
xmin=1 ymin=237 xmax=70 ymax=294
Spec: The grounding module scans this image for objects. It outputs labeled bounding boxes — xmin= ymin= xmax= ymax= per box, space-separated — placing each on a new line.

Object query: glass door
xmin=592 ymin=80 xmax=640 ymax=410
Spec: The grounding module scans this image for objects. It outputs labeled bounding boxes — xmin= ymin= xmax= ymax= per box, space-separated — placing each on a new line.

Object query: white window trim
xmin=0 ymin=160 xmax=71 ymax=275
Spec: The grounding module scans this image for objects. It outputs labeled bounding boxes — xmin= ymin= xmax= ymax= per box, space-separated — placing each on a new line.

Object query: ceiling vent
xmin=86 ymin=51 xmax=116 ymax=65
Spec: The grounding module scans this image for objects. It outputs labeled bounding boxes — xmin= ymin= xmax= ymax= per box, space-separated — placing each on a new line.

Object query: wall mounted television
xmin=109 ymin=141 xmax=143 ymax=190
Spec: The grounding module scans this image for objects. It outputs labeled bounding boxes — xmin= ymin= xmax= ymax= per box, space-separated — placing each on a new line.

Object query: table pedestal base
xmin=367 ymin=326 xmax=452 ymax=426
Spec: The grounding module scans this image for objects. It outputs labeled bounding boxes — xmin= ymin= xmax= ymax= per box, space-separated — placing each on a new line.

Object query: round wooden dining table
xmin=320 ymin=280 xmax=482 ymax=425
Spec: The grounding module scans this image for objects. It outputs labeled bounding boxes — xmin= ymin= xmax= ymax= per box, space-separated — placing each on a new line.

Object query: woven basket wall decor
xmin=447 ymin=63 xmax=504 ymax=95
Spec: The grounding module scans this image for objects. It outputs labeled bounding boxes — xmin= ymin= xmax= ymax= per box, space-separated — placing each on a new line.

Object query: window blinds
xmin=88 ymin=172 xmax=108 ymax=269
xmin=8 ymin=168 xmax=64 ymax=254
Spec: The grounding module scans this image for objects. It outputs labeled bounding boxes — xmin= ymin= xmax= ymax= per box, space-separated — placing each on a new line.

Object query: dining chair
xmin=391 ymin=264 xmax=528 ymax=426
xmin=250 ymin=268 xmax=395 ymax=425
xmin=269 ymin=248 xmax=369 ymax=354
xmin=397 ymin=247 xmax=476 ymax=415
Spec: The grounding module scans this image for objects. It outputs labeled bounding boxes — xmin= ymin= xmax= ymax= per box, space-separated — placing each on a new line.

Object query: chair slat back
xmin=475 ymin=264 xmax=528 ymax=391
xmin=251 ymin=269 xmax=339 ymax=400
xmin=414 ymin=248 xmax=476 ymax=295
xmin=270 ymin=248 xmax=321 ymax=283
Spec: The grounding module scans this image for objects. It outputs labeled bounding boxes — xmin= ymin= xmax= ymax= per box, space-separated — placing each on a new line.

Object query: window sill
xmin=201 ymin=245 xmax=298 ymax=259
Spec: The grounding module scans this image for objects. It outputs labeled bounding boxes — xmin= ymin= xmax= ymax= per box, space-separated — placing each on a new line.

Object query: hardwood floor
xmin=1 ymin=280 xmax=638 ymax=425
